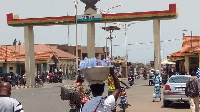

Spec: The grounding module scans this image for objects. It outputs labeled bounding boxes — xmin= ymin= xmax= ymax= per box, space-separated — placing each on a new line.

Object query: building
xmin=168 ymin=36 xmax=200 ymax=74
xmin=0 ymin=44 xmax=76 ymax=76
xmin=52 ymin=44 xmax=108 ymax=60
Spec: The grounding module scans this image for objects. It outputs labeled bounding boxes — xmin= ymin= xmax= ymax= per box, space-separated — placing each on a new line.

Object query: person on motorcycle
xmin=143 ymin=68 xmax=147 ymax=79
xmin=128 ymin=71 xmax=134 ymax=86
xmin=128 ymin=71 xmax=134 ymax=81
xmin=74 ymin=70 xmax=84 ymax=86
xmin=108 ymin=70 xmax=130 ymax=112
xmin=82 ymin=67 xmax=121 ymax=112
xmin=68 ymin=71 xmax=86 ymax=110
xmin=74 ymin=71 xmax=85 ymax=98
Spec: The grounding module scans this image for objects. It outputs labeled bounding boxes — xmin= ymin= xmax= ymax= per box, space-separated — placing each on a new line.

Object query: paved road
xmin=11 ymin=78 xmax=190 ymax=112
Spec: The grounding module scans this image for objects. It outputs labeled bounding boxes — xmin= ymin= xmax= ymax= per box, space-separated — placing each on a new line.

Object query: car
xmin=163 ymin=75 xmax=191 ymax=107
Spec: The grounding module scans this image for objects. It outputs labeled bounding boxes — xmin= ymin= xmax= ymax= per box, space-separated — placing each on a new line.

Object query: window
xmin=9 ymin=67 xmax=13 ymax=72
xmin=169 ymin=76 xmax=189 ymax=83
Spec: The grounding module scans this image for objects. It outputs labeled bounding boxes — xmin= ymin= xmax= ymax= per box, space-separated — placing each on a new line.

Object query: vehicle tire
xmin=163 ymin=100 xmax=170 ymax=107
xmin=70 ymin=108 xmax=80 ymax=112
xmin=75 ymin=109 xmax=80 ymax=112
xmin=54 ymin=79 xmax=58 ymax=83
xmin=149 ymin=80 xmax=151 ymax=86
xmin=122 ymin=106 xmax=126 ymax=112
xmin=69 ymin=109 xmax=76 ymax=112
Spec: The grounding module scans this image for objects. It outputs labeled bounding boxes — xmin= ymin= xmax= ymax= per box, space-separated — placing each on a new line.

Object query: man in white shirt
xmin=82 ymin=67 xmax=120 ymax=112
xmin=0 ymin=81 xmax=24 ymax=112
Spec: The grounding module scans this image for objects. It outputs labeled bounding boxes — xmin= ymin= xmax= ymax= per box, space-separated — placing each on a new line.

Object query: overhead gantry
xmin=7 ymin=4 xmax=178 ymax=86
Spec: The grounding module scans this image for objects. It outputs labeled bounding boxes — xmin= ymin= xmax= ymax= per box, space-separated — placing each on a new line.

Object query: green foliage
xmin=18 ymin=40 xmax=21 ymax=45
xmin=13 ymin=39 xmax=17 ymax=45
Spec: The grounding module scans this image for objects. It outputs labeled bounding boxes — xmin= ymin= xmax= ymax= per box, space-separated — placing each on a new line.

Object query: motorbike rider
xmin=143 ymin=68 xmax=147 ymax=79
xmin=74 ymin=70 xmax=86 ymax=103
xmin=68 ymin=71 xmax=86 ymax=111
xmin=108 ymin=70 xmax=130 ymax=112
xmin=74 ymin=70 xmax=84 ymax=86
xmin=128 ymin=71 xmax=134 ymax=85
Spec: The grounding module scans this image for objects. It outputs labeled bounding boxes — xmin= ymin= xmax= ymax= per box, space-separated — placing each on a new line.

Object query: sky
xmin=0 ymin=0 xmax=200 ymax=63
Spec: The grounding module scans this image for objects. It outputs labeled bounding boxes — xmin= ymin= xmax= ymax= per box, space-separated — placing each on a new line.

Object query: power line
xmin=113 ymin=38 xmax=182 ymax=46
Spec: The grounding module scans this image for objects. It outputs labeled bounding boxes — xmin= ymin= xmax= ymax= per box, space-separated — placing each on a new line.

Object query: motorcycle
xmin=118 ymin=87 xmax=131 ymax=112
xmin=143 ymin=73 xmax=147 ymax=80
xmin=69 ymin=88 xmax=91 ymax=112
xmin=134 ymin=72 xmax=140 ymax=79
xmin=128 ymin=76 xmax=134 ymax=86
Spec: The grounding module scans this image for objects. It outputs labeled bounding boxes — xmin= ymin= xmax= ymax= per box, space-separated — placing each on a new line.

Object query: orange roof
xmin=180 ymin=36 xmax=200 ymax=53
xmin=0 ymin=44 xmax=76 ymax=62
xmin=168 ymin=50 xmax=184 ymax=57
xmin=169 ymin=36 xmax=200 ymax=59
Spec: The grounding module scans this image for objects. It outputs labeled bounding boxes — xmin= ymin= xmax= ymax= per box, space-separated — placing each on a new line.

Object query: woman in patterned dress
xmin=153 ymin=70 xmax=162 ymax=102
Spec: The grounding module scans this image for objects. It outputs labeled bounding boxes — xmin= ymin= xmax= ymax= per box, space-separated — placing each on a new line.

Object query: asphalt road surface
xmin=11 ymin=77 xmax=190 ymax=112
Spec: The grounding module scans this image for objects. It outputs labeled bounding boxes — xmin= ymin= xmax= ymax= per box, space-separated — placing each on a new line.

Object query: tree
xmin=13 ymin=39 xmax=17 ymax=45
xmin=18 ymin=40 xmax=21 ymax=45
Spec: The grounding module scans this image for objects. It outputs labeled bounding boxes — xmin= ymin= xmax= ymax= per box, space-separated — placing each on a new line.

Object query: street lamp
xmin=161 ymin=50 xmax=167 ymax=61
xmin=182 ymin=29 xmax=193 ymax=52
xmin=98 ymin=4 xmax=122 ymax=14
xmin=74 ymin=0 xmax=78 ymax=74
xmin=114 ymin=22 xmax=138 ymax=77
xmin=127 ymin=48 xmax=131 ymax=62
xmin=102 ymin=26 xmax=120 ymax=60
xmin=99 ymin=4 xmax=122 ymax=58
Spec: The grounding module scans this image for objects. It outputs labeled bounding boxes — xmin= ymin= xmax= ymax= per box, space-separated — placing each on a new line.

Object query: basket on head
xmin=82 ymin=66 xmax=110 ymax=82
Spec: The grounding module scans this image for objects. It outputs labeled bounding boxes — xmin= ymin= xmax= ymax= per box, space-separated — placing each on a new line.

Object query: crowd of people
xmin=35 ymin=70 xmax=63 ymax=84
xmin=3 ymin=65 xmax=198 ymax=112
xmin=0 ymin=68 xmax=69 ymax=87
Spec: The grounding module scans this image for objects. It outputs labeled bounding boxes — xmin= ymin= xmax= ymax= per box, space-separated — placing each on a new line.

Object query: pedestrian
xmin=185 ymin=71 xmax=199 ymax=112
xmin=0 ymin=81 xmax=24 ymax=112
xmin=107 ymin=70 xmax=130 ymax=112
xmin=82 ymin=67 xmax=121 ymax=112
xmin=152 ymin=70 xmax=162 ymax=102
xmin=196 ymin=68 xmax=200 ymax=78
xmin=0 ymin=77 xmax=3 ymax=83
xmin=22 ymin=73 xmax=26 ymax=86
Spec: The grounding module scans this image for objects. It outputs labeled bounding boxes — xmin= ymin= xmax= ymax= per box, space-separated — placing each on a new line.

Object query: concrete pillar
xmin=41 ymin=64 xmax=43 ymax=72
xmin=47 ymin=63 xmax=50 ymax=72
xmin=185 ymin=55 xmax=189 ymax=74
xmin=3 ymin=63 xmax=7 ymax=73
xmin=63 ymin=65 xmax=66 ymax=75
xmin=43 ymin=63 xmax=47 ymax=71
xmin=57 ymin=65 xmax=60 ymax=70
xmin=80 ymin=51 xmax=83 ymax=60
xmin=199 ymin=54 xmax=200 ymax=68
xmin=35 ymin=64 xmax=37 ymax=77
xmin=153 ymin=19 xmax=161 ymax=72
xmin=87 ymin=22 xmax=95 ymax=58
xmin=24 ymin=26 xmax=35 ymax=86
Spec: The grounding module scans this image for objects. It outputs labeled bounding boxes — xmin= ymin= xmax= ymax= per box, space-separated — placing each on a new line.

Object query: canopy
xmin=161 ymin=59 xmax=176 ymax=65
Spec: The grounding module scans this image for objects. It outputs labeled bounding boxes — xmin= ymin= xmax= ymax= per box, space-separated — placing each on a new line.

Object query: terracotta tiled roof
xmin=45 ymin=45 xmax=76 ymax=59
xmin=169 ymin=36 xmax=200 ymax=59
xmin=168 ymin=50 xmax=184 ymax=57
xmin=180 ymin=36 xmax=200 ymax=53
xmin=0 ymin=44 xmax=76 ymax=62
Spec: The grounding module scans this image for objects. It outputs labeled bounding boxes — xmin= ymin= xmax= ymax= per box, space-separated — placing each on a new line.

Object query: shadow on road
xmin=162 ymin=103 xmax=190 ymax=109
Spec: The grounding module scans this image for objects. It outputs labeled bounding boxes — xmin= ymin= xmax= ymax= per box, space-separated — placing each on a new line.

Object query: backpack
xmin=185 ymin=77 xmax=199 ymax=98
